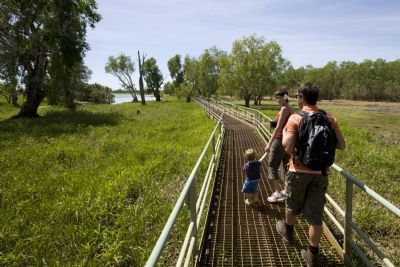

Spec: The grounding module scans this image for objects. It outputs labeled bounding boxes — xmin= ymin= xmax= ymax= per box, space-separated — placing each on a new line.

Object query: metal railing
xmin=196 ymin=98 xmax=400 ymax=267
xmin=145 ymin=111 xmax=224 ymax=267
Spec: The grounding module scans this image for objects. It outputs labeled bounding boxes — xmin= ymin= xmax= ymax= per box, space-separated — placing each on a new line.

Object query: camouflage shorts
xmin=285 ymin=172 xmax=328 ymax=225
xmin=267 ymin=138 xmax=289 ymax=181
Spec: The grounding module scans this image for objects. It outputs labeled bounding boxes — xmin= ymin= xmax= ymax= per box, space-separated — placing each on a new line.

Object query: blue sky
xmin=85 ymin=0 xmax=400 ymax=90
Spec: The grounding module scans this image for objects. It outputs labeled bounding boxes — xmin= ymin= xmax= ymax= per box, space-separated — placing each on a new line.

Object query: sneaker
xmin=245 ymin=199 xmax=252 ymax=205
xmin=301 ymin=247 xmax=318 ymax=267
xmin=276 ymin=220 xmax=293 ymax=243
xmin=267 ymin=191 xmax=285 ymax=203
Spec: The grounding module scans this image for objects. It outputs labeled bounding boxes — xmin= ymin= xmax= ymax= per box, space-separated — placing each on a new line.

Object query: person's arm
xmin=282 ymin=131 xmax=296 ymax=154
xmin=335 ymin=129 xmax=346 ymax=150
xmin=265 ymin=107 xmax=290 ymax=153
xmin=328 ymin=115 xmax=346 ymax=150
xmin=259 ymin=152 xmax=268 ymax=162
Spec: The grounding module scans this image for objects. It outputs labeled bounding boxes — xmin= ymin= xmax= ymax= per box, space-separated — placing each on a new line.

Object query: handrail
xmin=198 ymin=97 xmax=399 ymax=267
xmin=145 ymin=112 xmax=224 ymax=267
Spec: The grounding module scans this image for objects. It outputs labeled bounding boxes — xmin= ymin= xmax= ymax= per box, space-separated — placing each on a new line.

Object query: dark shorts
xmin=268 ymin=138 xmax=290 ymax=180
xmin=242 ymin=179 xmax=259 ymax=194
xmin=285 ymin=172 xmax=328 ymax=225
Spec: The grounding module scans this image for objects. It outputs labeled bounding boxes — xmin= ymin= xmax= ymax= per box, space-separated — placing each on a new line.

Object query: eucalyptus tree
xmin=183 ymin=56 xmax=199 ymax=96
xmin=197 ymin=46 xmax=226 ymax=98
xmin=105 ymin=54 xmax=138 ymax=102
xmin=143 ymin=57 xmax=164 ymax=101
xmin=217 ymin=54 xmax=236 ymax=97
xmin=0 ymin=36 xmax=19 ymax=106
xmin=0 ymin=0 xmax=101 ymax=117
xmin=167 ymin=54 xmax=184 ymax=92
xmin=137 ymin=51 xmax=146 ymax=105
xmin=276 ymin=65 xmax=306 ymax=93
xmin=46 ymin=59 xmax=92 ymax=110
xmin=303 ymin=61 xmax=341 ymax=100
xmin=228 ymin=34 xmax=286 ymax=107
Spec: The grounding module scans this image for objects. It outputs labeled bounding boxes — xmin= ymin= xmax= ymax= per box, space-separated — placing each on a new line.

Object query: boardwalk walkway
xmin=198 ymin=113 xmax=344 ymax=266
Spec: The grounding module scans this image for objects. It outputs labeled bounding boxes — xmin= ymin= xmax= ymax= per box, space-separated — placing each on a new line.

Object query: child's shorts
xmin=241 ymin=179 xmax=259 ymax=194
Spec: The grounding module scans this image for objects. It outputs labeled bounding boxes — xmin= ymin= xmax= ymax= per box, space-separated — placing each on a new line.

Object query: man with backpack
xmin=276 ymin=83 xmax=346 ymax=267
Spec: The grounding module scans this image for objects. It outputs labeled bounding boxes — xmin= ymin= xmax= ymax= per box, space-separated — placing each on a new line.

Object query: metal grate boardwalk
xmin=198 ymin=114 xmax=344 ymax=266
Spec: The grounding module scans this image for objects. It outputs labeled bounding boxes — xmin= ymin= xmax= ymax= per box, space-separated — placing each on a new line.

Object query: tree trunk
xmin=16 ymin=51 xmax=47 ymax=118
xmin=138 ymin=51 xmax=146 ymax=105
xmin=11 ymin=91 xmax=18 ymax=107
xmin=64 ymin=89 xmax=76 ymax=111
xmin=17 ymin=81 xmax=46 ymax=118
xmin=257 ymin=95 xmax=262 ymax=105
xmin=154 ymin=89 xmax=161 ymax=101
xmin=131 ymin=93 xmax=139 ymax=102
xmin=186 ymin=94 xmax=191 ymax=102
xmin=244 ymin=94 xmax=251 ymax=108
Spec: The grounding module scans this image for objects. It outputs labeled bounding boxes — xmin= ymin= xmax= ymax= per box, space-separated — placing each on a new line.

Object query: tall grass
xmin=0 ymin=99 xmax=215 ymax=266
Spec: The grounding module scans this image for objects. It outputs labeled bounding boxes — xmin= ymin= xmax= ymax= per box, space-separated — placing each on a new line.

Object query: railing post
xmin=212 ymin=134 xmax=216 ymax=163
xmin=188 ymin=180 xmax=198 ymax=264
xmin=344 ymin=178 xmax=353 ymax=266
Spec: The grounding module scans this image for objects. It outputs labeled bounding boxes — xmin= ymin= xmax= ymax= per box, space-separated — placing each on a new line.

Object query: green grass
xmin=0 ymin=99 xmax=216 ymax=266
xmin=1 ymin=96 xmax=399 ymax=265
xmin=225 ymin=97 xmax=400 ymax=265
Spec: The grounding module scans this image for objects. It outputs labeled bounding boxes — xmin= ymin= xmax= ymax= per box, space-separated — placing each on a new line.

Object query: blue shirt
xmin=243 ymin=161 xmax=262 ymax=181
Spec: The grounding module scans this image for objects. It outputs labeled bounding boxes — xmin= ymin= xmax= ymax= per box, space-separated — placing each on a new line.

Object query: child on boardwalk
xmin=242 ymin=149 xmax=267 ymax=206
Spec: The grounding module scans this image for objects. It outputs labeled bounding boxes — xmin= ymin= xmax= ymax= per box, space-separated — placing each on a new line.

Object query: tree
xmin=183 ymin=56 xmax=199 ymax=96
xmin=197 ymin=46 xmax=226 ymax=98
xmin=217 ymin=54 xmax=236 ymax=97
xmin=75 ymin=83 xmax=113 ymax=103
xmin=276 ymin=65 xmax=305 ymax=92
xmin=143 ymin=57 xmax=164 ymax=101
xmin=0 ymin=0 xmax=101 ymax=117
xmin=46 ymin=59 xmax=92 ymax=110
xmin=137 ymin=51 xmax=146 ymax=105
xmin=163 ymin=82 xmax=174 ymax=95
xmin=167 ymin=54 xmax=184 ymax=92
xmin=105 ymin=54 xmax=138 ymax=102
xmin=227 ymin=34 xmax=286 ymax=107
xmin=0 ymin=34 xmax=19 ymax=106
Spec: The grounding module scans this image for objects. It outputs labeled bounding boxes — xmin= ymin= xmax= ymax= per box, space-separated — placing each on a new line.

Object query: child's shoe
xmin=245 ymin=199 xmax=252 ymax=205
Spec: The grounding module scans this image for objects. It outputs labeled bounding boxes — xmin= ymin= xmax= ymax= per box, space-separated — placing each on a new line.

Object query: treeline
xmin=163 ymin=35 xmax=400 ymax=105
xmin=75 ymin=83 xmax=114 ymax=104
xmin=281 ymin=59 xmax=400 ymax=101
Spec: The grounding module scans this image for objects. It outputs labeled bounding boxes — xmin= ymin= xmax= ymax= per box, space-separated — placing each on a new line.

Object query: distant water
xmin=113 ymin=93 xmax=156 ymax=104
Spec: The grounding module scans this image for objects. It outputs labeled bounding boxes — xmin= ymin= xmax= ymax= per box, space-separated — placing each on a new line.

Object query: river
xmin=112 ymin=93 xmax=156 ymax=104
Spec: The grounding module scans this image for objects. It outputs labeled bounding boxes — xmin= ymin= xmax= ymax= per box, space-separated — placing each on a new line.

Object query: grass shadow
xmin=0 ymin=110 xmax=123 ymax=139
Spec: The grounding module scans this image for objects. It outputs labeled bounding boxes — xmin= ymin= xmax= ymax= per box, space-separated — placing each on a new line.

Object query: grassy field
xmin=0 ymin=98 xmax=215 ymax=266
xmin=226 ymin=97 xmax=400 ymax=265
xmin=1 ymin=96 xmax=399 ymax=265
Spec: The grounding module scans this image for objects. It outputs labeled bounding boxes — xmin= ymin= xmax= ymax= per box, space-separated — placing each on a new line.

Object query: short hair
xmin=275 ymin=86 xmax=289 ymax=102
xmin=275 ymin=86 xmax=288 ymax=96
xmin=297 ymin=83 xmax=319 ymax=105
xmin=244 ymin=149 xmax=256 ymax=161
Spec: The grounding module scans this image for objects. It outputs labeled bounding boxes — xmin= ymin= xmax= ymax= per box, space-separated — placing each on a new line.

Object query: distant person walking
xmin=242 ymin=149 xmax=267 ymax=206
xmin=265 ymin=86 xmax=293 ymax=203
xmin=276 ymin=83 xmax=346 ymax=267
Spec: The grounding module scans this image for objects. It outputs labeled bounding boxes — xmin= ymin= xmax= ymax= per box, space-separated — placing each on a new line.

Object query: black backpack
xmin=296 ymin=110 xmax=337 ymax=173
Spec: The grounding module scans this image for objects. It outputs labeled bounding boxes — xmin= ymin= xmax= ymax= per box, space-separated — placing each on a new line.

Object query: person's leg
xmin=268 ymin=139 xmax=283 ymax=193
xmin=285 ymin=208 xmax=297 ymax=226
xmin=277 ymin=172 xmax=311 ymax=242
xmin=301 ymin=175 xmax=328 ymax=266
xmin=309 ymin=224 xmax=323 ymax=247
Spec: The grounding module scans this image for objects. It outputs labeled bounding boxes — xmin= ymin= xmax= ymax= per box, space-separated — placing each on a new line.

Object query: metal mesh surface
xmin=198 ymin=114 xmax=344 ymax=266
